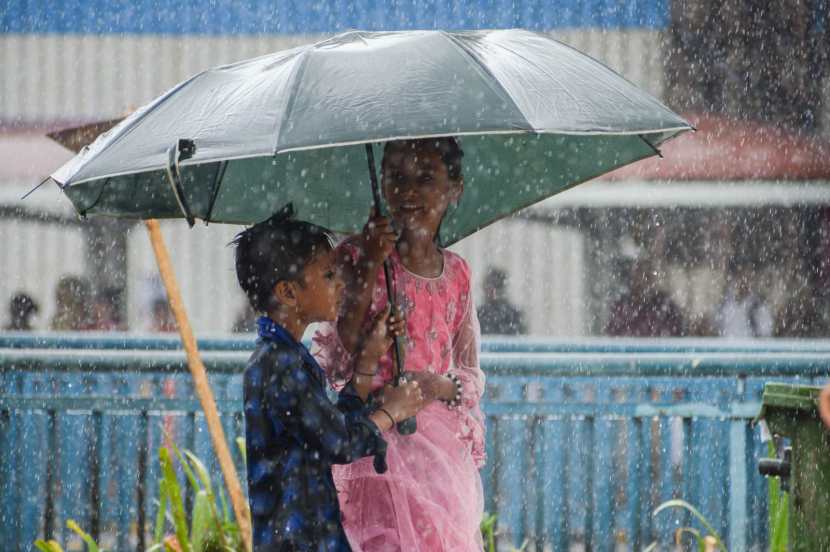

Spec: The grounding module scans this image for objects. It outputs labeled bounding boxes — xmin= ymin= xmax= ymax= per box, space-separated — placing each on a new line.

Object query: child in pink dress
xmin=313 ymin=137 xmax=486 ymax=551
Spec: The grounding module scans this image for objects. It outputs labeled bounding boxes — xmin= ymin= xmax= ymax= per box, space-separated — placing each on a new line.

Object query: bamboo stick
xmin=144 ymin=219 xmax=252 ymax=551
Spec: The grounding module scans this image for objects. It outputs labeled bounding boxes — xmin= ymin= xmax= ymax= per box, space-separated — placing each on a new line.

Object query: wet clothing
xmin=314 ymin=242 xmax=486 ymax=551
xmin=244 ymin=316 xmax=387 ymax=551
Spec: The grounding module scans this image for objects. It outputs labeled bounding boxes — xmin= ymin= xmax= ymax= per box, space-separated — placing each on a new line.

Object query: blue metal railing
xmin=2 ymin=335 xmax=829 ymax=551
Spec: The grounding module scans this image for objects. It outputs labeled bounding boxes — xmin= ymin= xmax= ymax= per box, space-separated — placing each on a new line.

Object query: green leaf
xmin=218 ymin=486 xmax=231 ymax=524
xmin=33 ymin=540 xmax=63 ymax=552
xmin=160 ymin=446 xmax=193 ymax=552
xmin=480 ymin=513 xmax=497 ymax=552
xmin=766 ymin=441 xmax=789 ymax=552
xmin=183 ymin=449 xmax=215 ymax=499
xmin=191 ymin=490 xmax=214 ymax=552
xmin=66 ymin=520 xmax=100 ymax=552
xmin=154 ymin=480 xmax=169 ymax=545
xmin=654 ymin=499 xmax=727 ymax=551
xmin=164 ymin=431 xmax=201 ymax=494
xmin=642 ymin=543 xmax=658 ymax=552
xmin=236 ymin=437 xmax=247 ymax=467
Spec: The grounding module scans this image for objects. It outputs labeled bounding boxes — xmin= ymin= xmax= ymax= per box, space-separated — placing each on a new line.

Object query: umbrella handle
xmin=367 ymin=144 xmax=416 ymax=435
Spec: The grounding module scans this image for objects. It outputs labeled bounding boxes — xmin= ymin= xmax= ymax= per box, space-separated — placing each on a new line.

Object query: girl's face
xmin=381 ymin=144 xmax=462 ymax=238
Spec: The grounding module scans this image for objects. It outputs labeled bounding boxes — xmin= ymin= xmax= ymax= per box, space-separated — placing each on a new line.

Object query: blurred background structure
xmin=1 ymin=0 xmax=829 ymax=336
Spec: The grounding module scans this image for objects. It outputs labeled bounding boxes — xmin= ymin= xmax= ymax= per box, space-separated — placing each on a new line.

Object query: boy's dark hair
xmin=383 ymin=137 xmax=464 ymax=181
xmin=231 ymin=204 xmax=334 ymax=313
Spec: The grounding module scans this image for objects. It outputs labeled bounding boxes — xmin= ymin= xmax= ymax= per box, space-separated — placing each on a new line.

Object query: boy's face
xmin=294 ymin=246 xmax=344 ymax=323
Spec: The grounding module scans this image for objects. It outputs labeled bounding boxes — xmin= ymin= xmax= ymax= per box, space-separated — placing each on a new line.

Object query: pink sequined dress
xmin=312 ymin=240 xmax=486 ymax=552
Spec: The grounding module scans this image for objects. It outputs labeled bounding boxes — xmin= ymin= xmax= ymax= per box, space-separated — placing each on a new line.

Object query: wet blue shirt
xmin=244 ymin=317 xmax=387 ymax=551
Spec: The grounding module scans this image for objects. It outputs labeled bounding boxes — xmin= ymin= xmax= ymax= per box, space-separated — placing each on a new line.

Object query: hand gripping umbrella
xmin=49 ymin=28 xmax=692 ymax=543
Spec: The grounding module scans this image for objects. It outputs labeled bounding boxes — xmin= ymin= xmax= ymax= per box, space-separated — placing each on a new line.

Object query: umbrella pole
xmin=365 ymin=144 xmax=416 ymax=435
xmin=144 ymin=219 xmax=252 ymax=551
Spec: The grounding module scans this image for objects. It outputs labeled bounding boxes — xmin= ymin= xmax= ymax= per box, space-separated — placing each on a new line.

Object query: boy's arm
xmin=263 ymin=349 xmax=388 ymax=466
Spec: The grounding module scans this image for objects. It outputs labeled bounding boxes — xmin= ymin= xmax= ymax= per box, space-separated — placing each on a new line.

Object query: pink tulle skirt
xmin=335 ymin=402 xmax=484 ymax=552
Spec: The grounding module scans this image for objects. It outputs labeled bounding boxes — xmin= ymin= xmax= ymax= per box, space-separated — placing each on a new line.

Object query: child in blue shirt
xmin=233 ymin=206 xmax=425 ymax=551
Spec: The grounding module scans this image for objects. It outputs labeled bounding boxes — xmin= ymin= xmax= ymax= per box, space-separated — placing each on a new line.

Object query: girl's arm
xmin=349 ymin=305 xmax=403 ymax=402
xmin=447 ymin=286 xmax=488 ymax=468
xmin=337 ymin=212 xmax=396 ymax=353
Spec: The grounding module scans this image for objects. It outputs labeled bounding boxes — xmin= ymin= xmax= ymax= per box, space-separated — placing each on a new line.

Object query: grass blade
xmin=155 ymin=480 xmax=169 ymax=544
xmin=235 ymin=437 xmax=247 ymax=467
xmin=66 ymin=520 xmax=100 ymax=552
xmin=160 ymin=446 xmax=193 ymax=552
xmin=190 ymin=490 xmax=213 ymax=552
xmin=654 ymin=499 xmax=727 ymax=551
xmin=183 ymin=449 xmax=214 ymax=499
xmin=33 ymin=540 xmax=63 ymax=552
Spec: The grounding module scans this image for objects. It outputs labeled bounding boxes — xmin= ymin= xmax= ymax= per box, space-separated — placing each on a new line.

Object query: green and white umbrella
xmin=51 ymin=29 xmax=691 ymax=246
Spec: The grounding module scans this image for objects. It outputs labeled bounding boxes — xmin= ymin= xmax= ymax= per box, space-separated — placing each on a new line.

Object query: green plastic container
xmin=758 ymin=383 xmax=830 ymax=551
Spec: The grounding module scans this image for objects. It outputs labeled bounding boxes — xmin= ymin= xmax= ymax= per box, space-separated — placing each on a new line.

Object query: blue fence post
xmin=727 ymin=377 xmax=749 ymax=551
xmin=2 ymin=338 xmax=829 ymax=550
xmin=591 ymin=382 xmax=614 ymax=550
xmin=494 ymin=377 xmax=527 ymax=548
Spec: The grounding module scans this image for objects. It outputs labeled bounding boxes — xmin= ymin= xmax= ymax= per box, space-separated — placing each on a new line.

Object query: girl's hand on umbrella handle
xmin=362 ymin=209 xmax=397 ymax=263
xmin=358 ymin=305 xmax=397 ymax=366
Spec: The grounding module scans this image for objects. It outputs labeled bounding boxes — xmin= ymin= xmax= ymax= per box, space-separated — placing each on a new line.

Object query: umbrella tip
xmin=20 ymin=177 xmax=51 ymax=200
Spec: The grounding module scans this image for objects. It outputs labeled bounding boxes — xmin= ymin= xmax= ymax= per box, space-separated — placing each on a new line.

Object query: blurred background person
xmin=5 ymin=292 xmax=39 ymax=331
xmin=50 ymin=275 xmax=94 ymax=331
xmin=477 ymin=266 xmax=527 ymax=335
xmin=716 ymin=264 xmax=773 ymax=338
xmin=605 ymin=258 xmax=685 ymax=337
xmin=150 ymin=297 xmax=177 ymax=333
xmin=89 ymin=287 xmax=124 ymax=331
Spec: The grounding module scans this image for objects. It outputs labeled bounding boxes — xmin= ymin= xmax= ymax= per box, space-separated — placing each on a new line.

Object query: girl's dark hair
xmin=382 ymin=137 xmax=464 ymax=181
xmin=231 ymin=204 xmax=334 ymax=313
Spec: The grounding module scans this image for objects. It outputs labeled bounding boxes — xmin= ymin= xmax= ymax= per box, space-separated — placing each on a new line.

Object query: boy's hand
xmin=361 ymin=208 xmax=397 ymax=264
xmin=406 ymin=372 xmax=456 ymax=402
xmin=381 ymin=380 xmax=426 ymax=422
xmin=358 ymin=305 xmax=406 ymax=369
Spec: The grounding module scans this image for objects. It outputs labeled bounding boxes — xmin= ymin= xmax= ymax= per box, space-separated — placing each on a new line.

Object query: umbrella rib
xmin=439 ymin=30 xmax=533 ymax=131
xmin=78 ymin=178 xmax=111 ymax=218
xmin=639 ymin=134 xmax=663 ymax=158
xmin=204 ymin=161 xmax=228 ymax=225
xmin=273 ymin=50 xmax=312 ymax=154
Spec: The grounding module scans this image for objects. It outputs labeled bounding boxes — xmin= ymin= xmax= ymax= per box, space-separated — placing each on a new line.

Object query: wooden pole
xmin=144 ymin=219 xmax=252 ymax=551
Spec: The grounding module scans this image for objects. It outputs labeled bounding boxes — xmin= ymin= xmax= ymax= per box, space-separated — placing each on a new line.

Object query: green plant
xmin=644 ymin=499 xmax=727 ymax=552
xmin=479 ymin=513 xmax=527 ymax=552
xmin=34 ymin=437 xmax=248 ymax=552
xmin=767 ymin=442 xmax=789 ymax=552
xmin=146 ymin=437 xmax=247 ymax=552
xmin=481 ymin=513 xmax=497 ymax=552
xmin=34 ymin=519 xmax=103 ymax=552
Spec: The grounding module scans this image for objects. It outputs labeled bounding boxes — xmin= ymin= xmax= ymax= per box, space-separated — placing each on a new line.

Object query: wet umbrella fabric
xmin=50 ymin=29 xmax=691 ymax=246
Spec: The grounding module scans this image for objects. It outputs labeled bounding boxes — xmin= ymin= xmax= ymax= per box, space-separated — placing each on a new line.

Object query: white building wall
xmin=0 ymin=30 xmax=665 ymax=124
xmin=1 ymin=29 xmax=655 ymax=334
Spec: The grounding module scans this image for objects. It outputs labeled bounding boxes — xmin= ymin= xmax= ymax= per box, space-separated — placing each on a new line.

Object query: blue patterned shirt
xmin=244 ymin=317 xmax=387 ymax=551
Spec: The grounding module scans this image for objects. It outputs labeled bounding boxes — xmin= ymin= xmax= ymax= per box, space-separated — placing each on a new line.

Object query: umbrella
xmin=49 ymin=29 xmax=691 ymax=546
xmin=51 ymin=29 xmax=690 ymax=245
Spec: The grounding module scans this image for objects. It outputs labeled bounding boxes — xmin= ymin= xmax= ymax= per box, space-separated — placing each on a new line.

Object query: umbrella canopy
xmin=51 ymin=29 xmax=691 ymax=245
